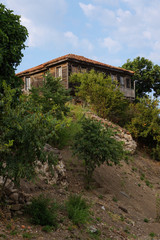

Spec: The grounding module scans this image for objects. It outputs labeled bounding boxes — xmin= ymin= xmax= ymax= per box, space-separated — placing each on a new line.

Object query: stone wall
xmin=86 ymin=112 xmax=137 ymax=154
xmin=0 ymin=145 xmax=67 ymax=218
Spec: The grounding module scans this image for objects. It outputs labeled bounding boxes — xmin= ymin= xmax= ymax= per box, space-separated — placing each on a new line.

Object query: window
xmin=25 ymin=77 xmax=31 ymax=91
xmin=81 ymin=67 xmax=86 ymax=73
xmin=126 ymin=78 xmax=131 ymax=88
xmin=56 ymin=66 xmax=62 ymax=79
xmin=71 ymin=65 xmax=79 ymax=73
xmin=120 ymin=76 xmax=124 ymax=87
xmin=111 ymin=74 xmax=116 ymax=82
xmin=131 ymin=80 xmax=134 ymax=89
xmin=117 ymin=75 xmax=120 ymax=83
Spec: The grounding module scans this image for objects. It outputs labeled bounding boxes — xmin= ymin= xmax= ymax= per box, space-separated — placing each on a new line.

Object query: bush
xmin=70 ymin=69 xmax=128 ymax=124
xmin=0 ymin=73 xmax=70 ymax=196
xmin=66 ymin=194 xmax=90 ymax=225
xmin=53 ymin=103 xmax=88 ymax=148
xmin=0 ymin=82 xmax=59 ymax=188
xmin=72 ymin=117 xmax=124 ymax=185
xmin=29 ymin=72 xmax=70 ymax=119
xmin=42 ymin=225 xmax=53 ymax=233
xmin=26 ymin=194 xmax=58 ymax=227
xmin=126 ymin=96 xmax=160 ymax=160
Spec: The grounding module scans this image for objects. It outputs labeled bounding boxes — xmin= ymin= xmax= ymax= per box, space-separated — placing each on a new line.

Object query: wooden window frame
xmin=56 ymin=66 xmax=62 ymax=79
xmin=25 ymin=77 xmax=31 ymax=91
xmin=126 ymin=78 xmax=131 ymax=89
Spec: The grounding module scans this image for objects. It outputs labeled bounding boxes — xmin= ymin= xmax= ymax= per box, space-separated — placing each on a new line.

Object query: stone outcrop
xmin=35 ymin=144 xmax=67 ymax=186
xmin=86 ymin=112 xmax=137 ymax=154
xmin=0 ymin=145 xmax=67 ymax=217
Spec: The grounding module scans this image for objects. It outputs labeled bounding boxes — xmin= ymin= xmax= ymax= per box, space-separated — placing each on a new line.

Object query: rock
xmin=44 ymin=144 xmax=60 ymax=154
xmin=20 ymin=180 xmax=32 ymax=193
xmin=118 ymin=206 xmax=128 ymax=213
xmin=86 ymin=112 xmax=137 ymax=154
xmin=16 ymin=211 xmax=23 ymax=215
xmin=5 ymin=199 xmax=14 ymax=204
xmin=19 ymin=197 xmax=25 ymax=204
xmin=88 ymin=226 xmax=98 ymax=233
xmin=11 ymin=204 xmax=22 ymax=211
xmin=5 ymin=212 xmax=12 ymax=219
xmin=10 ymin=192 xmax=19 ymax=202
xmin=101 ymin=206 xmax=106 ymax=211
xmin=35 ymin=145 xmax=67 ymax=186
xmin=5 ymin=187 xmax=17 ymax=196
xmin=120 ymin=191 xmax=130 ymax=199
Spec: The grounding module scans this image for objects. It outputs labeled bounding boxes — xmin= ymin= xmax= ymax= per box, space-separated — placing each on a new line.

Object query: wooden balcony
xmin=120 ymin=87 xmax=135 ymax=99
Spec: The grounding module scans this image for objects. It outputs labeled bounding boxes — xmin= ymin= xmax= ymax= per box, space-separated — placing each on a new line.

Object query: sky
xmin=2 ymin=0 xmax=160 ymax=73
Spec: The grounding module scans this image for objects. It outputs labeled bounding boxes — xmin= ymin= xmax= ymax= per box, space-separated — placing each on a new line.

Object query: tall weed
xmin=66 ymin=194 xmax=90 ymax=225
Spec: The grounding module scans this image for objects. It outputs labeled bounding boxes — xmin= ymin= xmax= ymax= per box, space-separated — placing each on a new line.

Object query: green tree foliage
xmin=0 ymin=3 xmax=28 ymax=93
xmin=0 ymin=82 xmax=57 ymax=186
xmin=29 ymin=72 xmax=70 ymax=119
xmin=70 ymin=70 xmax=128 ymax=124
xmin=127 ymin=97 xmax=160 ymax=160
xmin=0 ymin=74 xmax=70 ymax=190
xmin=122 ymin=57 xmax=160 ymax=98
xmin=72 ymin=118 xmax=124 ymax=186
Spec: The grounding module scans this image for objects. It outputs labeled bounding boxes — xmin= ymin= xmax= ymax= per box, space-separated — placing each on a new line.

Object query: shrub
xmin=42 ymin=225 xmax=53 ymax=233
xmin=0 ymin=82 xmax=59 ymax=189
xmin=0 ymin=73 xmax=70 ymax=196
xmin=126 ymin=96 xmax=160 ymax=160
xmin=26 ymin=194 xmax=58 ymax=228
xmin=72 ymin=117 xmax=124 ymax=185
xmin=22 ymin=232 xmax=33 ymax=239
xmin=29 ymin=72 xmax=70 ymax=119
xmin=70 ymin=69 xmax=129 ymax=124
xmin=66 ymin=194 xmax=90 ymax=225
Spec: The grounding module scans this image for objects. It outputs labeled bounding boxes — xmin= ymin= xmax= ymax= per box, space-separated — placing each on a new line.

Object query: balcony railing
xmin=120 ymin=87 xmax=135 ymax=99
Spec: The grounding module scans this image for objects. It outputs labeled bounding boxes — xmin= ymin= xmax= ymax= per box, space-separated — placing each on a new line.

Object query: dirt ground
xmin=1 ymin=146 xmax=160 ymax=240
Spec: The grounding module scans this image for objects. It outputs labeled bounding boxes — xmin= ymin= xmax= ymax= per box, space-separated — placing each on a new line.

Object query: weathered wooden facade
xmin=17 ymin=54 xmax=135 ymax=99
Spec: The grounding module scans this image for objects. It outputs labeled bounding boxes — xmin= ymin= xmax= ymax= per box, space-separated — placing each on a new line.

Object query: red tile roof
xmin=16 ymin=54 xmax=134 ymax=76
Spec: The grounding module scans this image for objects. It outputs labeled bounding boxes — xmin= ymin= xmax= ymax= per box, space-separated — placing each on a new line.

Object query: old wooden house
xmin=17 ymin=54 xmax=135 ymax=100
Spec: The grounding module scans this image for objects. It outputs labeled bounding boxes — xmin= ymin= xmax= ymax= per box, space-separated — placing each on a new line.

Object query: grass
xmin=26 ymin=194 xmax=58 ymax=228
xmin=66 ymin=194 xmax=90 ymax=225
xmin=112 ymin=196 xmax=118 ymax=202
xmin=140 ymin=175 xmax=145 ymax=181
xmin=6 ymin=224 xmax=12 ymax=230
xmin=149 ymin=232 xmax=156 ymax=237
xmin=98 ymin=194 xmax=104 ymax=200
xmin=22 ymin=232 xmax=33 ymax=239
xmin=0 ymin=234 xmax=7 ymax=239
xmin=124 ymin=227 xmax=130 ymax=234
xmin=10 ymin=230 xmax=18 ymax=236
xmin=89 ymin=229 xmax=101 ymax=240
xmin=41 ymin=225 xmax=53 ymax=233
xmin=144 ymin=218 xmax=149 ymax=223
xmin=120 ymin=215 xmax=125 ymax=222
xmin=132 ymin=167 xmax=137 ymax=172
xmin=145 ymin=180 xmax=153 ymax=188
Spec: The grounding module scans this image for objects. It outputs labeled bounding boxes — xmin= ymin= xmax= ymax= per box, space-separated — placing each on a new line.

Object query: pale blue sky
xmin=2 ymin=0 xmax=160 ymax=73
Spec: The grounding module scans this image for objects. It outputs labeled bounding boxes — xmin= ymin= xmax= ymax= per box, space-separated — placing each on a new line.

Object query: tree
xmin=29 ymin=72 xmax=70 ymax=119
xmin=122 ymin=57 xmax=160 ymax=98
xmin=72 ymin=118 xmax=124 ymax=186
xmin=126 ymin=96 xmax=160 ymax=160
xmin=0 ymin=4 xmax=28 ymax=92
xmin=0 ymin=74 xmax=70 ymax=196
xmin=70 ymin=69 xmax=128 ymax=124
